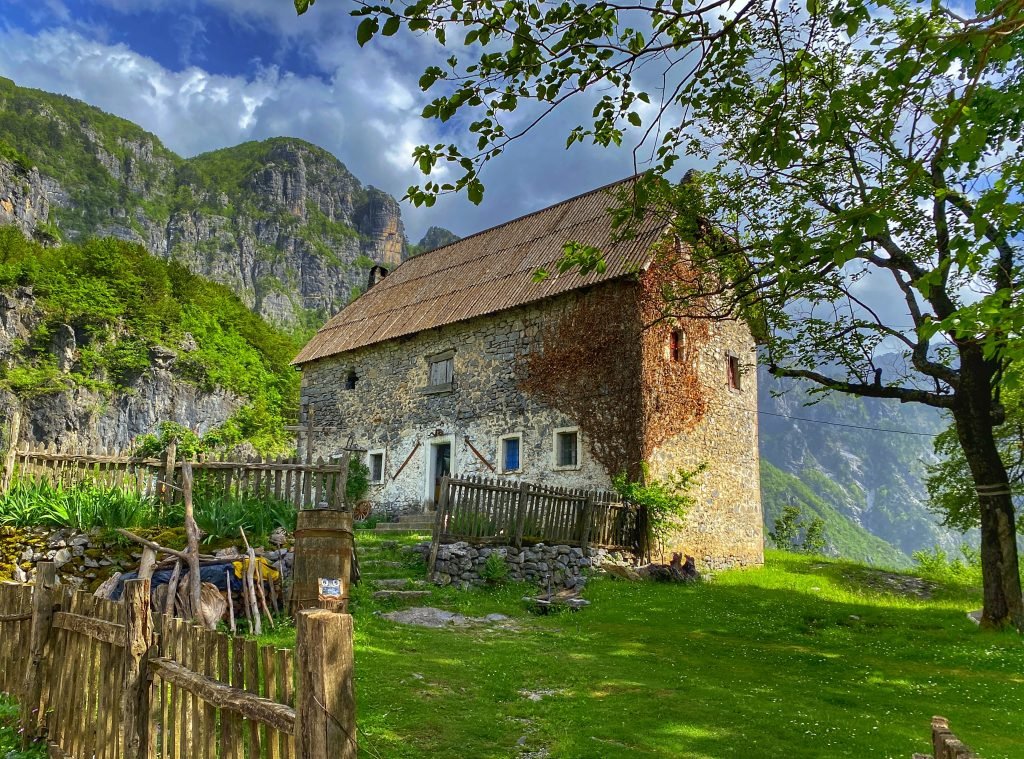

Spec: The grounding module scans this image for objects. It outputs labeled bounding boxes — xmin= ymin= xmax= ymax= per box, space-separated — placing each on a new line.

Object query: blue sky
xmin=0 ymin=0 xmax=648 ymax=240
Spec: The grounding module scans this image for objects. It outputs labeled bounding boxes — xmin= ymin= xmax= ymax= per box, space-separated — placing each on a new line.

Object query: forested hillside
xmin=0 ymin=77 xmax=407 ymax=330
xmin=0 ymin=227 xmax=299 ymax=453
xmin=758 ymin=364 xmax=960 ymax=566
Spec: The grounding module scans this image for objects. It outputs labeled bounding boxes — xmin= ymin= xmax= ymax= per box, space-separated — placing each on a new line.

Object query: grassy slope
xmin=761 ymin=460 xmax=910 ymax=568
xmin=254 ymin=534 xmax=1023 ymax=758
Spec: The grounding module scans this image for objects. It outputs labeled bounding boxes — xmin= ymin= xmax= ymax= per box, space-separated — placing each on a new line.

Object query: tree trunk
xmin=951 ymin=352 xmax=1024 ymax=631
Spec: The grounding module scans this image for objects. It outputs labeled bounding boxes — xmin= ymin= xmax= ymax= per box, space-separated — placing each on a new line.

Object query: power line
xmin=704 ymin=399 xmax=942 ymax=438
xmin=756 ymin=408 xmax=940 ymax=437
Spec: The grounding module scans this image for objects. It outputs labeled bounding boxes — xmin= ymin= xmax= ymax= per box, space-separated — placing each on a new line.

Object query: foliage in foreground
xmin=0 ymin=227 xmax=300 ymax=454
xmin=0 ymin=695 xmax=44 ymax=759
xmin=0 ymin=480 xmax=296 ymax=543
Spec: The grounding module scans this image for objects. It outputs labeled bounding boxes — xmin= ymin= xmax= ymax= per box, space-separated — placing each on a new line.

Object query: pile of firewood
xmin=95 ymin=462 xmax=280 ymax=633
xmin=604 ymin=553 xmax=701 ymax=582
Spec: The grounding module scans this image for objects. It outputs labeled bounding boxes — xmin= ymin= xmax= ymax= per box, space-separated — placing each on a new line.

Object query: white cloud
xmin=0 ymin=12 xmax=677 ymax=241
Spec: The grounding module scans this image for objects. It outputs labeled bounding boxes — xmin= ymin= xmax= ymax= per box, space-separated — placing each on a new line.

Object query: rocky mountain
xmin=0 ymin=77 xmax=406 ymax=330
xmin=412 ymin=226 xmax=460 ymax=255
xmin=758 ymin=362 xmax=961 ymax=566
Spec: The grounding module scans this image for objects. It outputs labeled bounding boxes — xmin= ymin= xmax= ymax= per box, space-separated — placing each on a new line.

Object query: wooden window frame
xmin=422 ymin=349 xmax=455 ymax=394
xmin=499 ymin=433 xmax=523 ymax=474
xmin=727 ymin=353 xmax=742 ymax=392
xmin=552 ymin=427 xmax=581 ymax=471
xmin=367 ymin=449 xmax=386 ymax=485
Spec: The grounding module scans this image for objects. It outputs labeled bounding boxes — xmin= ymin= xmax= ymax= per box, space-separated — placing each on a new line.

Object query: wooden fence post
xmin=121 ymin=578 xmax=153 ymax=759
xmin=427 ymin=476 xmax=450 ymax=577
xmin=579 ymin=492 xmax=595 ymax=552
xmin=1 ymin=406 xmax=21 ymax=494
xmin=162 ymin=439 xmax=177 ymax=506
xmin=20 ymin=561 xmax=57 ymax=747
xmin=513 ymin=480 xmax=530 ymax=549
xmin=295 ymin=610 xmax=357 ymax=759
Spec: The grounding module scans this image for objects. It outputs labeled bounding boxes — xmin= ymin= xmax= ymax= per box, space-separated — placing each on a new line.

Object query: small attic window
xmin=344 ymin=370 xmax=358 ymax=390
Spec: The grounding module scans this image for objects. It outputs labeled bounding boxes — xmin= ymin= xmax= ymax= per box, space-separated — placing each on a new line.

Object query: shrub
xmin=612 ymin=463 xmax=705 ymax=546
xmin=912 ymin=545 xmax=984 ymax=586
xmin=769 ymin=504 xmax=829 ymax=554
xmin=481 ymin=552 xmax=509 ymax=584
xmin=769 ymin=505 xmax=803 ymax=549
xmin=345 ymin=458 xmax=370 ymax=505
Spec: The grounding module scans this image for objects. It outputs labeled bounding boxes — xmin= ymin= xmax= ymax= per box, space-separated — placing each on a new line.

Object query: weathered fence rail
xmin=0 ymin=565 xmax=355 ymax=759
xmin=2 ymin=444 xmax=347 ymax=510
xmin=430 ymin=475 xmax=642 ymax=562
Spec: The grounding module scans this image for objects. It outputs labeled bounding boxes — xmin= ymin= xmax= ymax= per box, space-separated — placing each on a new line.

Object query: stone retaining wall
xmin=415 ymin=541 xmax=633 ymax=589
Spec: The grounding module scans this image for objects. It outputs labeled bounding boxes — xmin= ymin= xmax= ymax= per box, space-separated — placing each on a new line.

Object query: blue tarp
xmin=110 ymin=563 xmax=244 ymax=601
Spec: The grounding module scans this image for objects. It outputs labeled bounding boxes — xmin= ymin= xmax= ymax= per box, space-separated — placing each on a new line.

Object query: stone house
xmin=294 ymin=179 xmax=763 ymax=568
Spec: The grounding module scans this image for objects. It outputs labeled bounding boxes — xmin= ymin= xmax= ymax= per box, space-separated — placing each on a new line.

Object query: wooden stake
xmin=163 ymin=560 xmax=182 ymax=617
xmin=137 ymin=546 xmax=158 ymax=583
xmin=240 ymin=529 xmax=262 ymax=635
xmin=295 ymin=610 xmax=357 ymax=759
xmin=226 ymin=569 xmax=236 ymax=634
xmin=1 ymin=406 xmax=21 ymax=494
xmin=20 ymin=561 xmax=57 ymax=746
xmin=181 ymin=462 xmax=202 ymax=622
xmin=121 ymin=578 xmax=153 ymax=759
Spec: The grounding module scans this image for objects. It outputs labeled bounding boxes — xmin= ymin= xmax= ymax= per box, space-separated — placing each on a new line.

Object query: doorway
xmin=428 ymin=440 xmax=452 ymax=506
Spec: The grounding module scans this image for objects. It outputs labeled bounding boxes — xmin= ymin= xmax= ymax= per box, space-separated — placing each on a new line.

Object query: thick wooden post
xmin=296 ymin=610 xmax=356 ymax=759
xmin=332 ymin=449 xmax=351 ymax=510
xmin=162 ymin=438 xmax=177 ymax=506
xmin=1 ymin=406 xmax=21 ymax=494
xmin=426 ymin=476 xmax=450 ymax=577
xmin=121 ymin=578 xmax=153 ymax=759
xmin=20 ymin=561 xmax=57 ymax=746
xmin=513 ymin=480 xmax=531 ymax=549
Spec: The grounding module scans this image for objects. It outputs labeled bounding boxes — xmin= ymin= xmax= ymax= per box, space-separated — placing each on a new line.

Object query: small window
xmin=368 ymin=450 xmax=385 ymax=484
xmin=344 ymin=370 xmax=358 ymax=390
xmin=727 ymin=354 xmax=742 ymax=391
xmin=500 ymin=435 xmax=521 ymax=473
xmin=553 ymin=428 xmax=579 ymax=469
xmin=667 ymin=329 xmax=685 ymax=362
xmin=428 ymin=355 xmax=454 ymax=387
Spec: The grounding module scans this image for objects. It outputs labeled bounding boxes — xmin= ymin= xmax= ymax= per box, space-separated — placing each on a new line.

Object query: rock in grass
xmin=373 ymin=590 xmax=432 ymax=601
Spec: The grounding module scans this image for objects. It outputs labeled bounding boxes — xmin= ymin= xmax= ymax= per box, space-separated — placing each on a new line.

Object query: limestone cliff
xmin=0 ymin=286 xmax=242 ymax=452
xmin=0 ymin=77 xmax=408 ymax=328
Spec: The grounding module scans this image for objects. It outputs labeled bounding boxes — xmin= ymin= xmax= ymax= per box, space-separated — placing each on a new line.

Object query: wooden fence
xmin=0 ymin=564 xmax=356 ymax=759
xmin=429 ymin=475 xmax=644 ymax=556
xmin=1 ymin=443 xmax=348 ymax=510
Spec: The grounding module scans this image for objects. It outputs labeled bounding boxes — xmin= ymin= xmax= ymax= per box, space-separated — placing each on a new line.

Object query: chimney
xmin=367 ymin=265 xmax=390 ymax=290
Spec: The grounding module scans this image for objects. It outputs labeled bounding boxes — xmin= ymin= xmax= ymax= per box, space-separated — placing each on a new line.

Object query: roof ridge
xmin=315 ymin=206 xmax=631 ymax=333
xmin=402 ymin=174 xmax=642 ymax=264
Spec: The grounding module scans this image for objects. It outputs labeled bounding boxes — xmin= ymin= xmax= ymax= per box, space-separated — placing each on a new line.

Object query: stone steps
xmin=374 ymin=522 xmax=433 ymax=532
xmin=372 ymin=590 xmax=432 ymax=601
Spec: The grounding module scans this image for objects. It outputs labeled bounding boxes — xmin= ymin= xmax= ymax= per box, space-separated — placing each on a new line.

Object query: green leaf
xmin=382 ymin=16 xmax=401 ymax=36
xmin=294 ymin=0 xmax=313 ymax=15
xmin=357 ymin=17 xmax=379 ymax=47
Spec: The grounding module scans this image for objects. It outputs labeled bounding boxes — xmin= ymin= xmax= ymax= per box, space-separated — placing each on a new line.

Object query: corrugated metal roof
xmin=293 ymin=177 xmax=668 ymax=365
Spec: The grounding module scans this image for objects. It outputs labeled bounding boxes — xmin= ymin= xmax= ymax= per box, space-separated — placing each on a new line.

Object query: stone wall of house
xmin=300 ymin=284 xmax=627 ymax=511
xmin=644 ymin=316 xmax=764 ymax=569
xmin=300 ymin=278 xmax=764 ymax=570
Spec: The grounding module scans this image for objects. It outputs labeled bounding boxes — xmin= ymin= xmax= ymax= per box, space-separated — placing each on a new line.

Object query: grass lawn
xmin=258 ymin=533 xmax=1023 ymax=758
xmin=2 ymin=534 xmax=1019 ymax=757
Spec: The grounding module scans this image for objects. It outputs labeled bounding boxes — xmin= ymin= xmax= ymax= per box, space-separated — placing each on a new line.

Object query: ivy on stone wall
xmin=517 ymin=245 xmax=712 ymax=478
